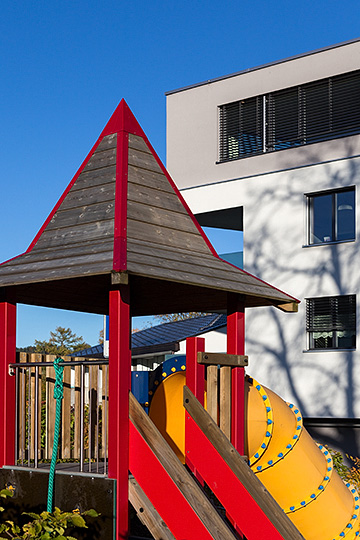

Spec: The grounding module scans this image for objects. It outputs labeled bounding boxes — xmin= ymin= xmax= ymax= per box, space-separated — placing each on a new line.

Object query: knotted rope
xmin=46 ymin=357 xmax=64 ymax=512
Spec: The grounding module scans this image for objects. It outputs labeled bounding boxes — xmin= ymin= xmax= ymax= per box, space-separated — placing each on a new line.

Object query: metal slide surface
xmin=149 ymin=372 xmax=360 ymax=540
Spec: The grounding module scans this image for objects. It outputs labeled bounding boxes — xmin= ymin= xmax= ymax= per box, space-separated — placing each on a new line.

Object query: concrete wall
xmin=166 ymin=40 xmax=360 ymax=189
xmin=180 ymin=156 xmax=360 ymax=421
xmin=166 ymin=40 xmax=360 ymax=430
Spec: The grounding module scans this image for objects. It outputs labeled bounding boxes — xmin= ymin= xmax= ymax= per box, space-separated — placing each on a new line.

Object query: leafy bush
xmin=327 ymin=447 xmax=360 ymax=492
xmin=0 ymin=488 xmax=98 ymax=540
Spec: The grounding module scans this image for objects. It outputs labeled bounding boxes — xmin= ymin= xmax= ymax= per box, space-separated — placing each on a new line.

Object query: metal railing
xmin=10 ymin=353 xmax=109 ymax=476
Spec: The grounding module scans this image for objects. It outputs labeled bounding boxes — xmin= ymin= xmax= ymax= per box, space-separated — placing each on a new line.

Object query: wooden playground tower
xmin=0 ymin=100 xmax=301 ymax=539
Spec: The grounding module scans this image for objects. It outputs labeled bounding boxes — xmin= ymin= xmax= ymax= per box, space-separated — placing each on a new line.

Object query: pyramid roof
xmin=0 ymin=100 xmax=298 ymax=315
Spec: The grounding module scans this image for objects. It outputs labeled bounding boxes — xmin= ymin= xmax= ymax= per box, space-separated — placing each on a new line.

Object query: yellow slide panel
xmin=149 ymin=372 xmax=360 ymax=540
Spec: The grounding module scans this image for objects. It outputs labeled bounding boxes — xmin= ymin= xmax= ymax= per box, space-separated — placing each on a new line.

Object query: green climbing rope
xmin=47 ymin=357 xmax=64 ymax=513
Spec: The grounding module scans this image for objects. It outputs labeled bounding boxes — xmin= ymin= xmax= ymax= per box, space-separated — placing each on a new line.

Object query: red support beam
xmin=185 ymin=337 xmax=205 ymax=478
xmin=185 ymin=337 xmax=205 ymax=404
xmin=108 ymin=288 xmax=131 ymax=540
xmin=129 ymin=421 xmax=214 ymax=540
xmin=0 ymin=302 xmax=16 ymax=468
xmin=227 ymin=295 xmax=245 ymax=456
xmin=185 ymin=415 xmax=288 ymax=540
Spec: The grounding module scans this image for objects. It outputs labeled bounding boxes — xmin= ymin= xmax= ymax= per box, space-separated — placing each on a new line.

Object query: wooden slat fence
xmin=14 ymin=353 xmax=109 ymax=474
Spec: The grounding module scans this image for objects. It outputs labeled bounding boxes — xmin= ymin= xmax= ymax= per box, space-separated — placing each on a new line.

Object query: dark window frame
xmin=218 ymin=69 xmax=360 ymax=162
xmin=306 ymin=186 xmax=355 ymax=246
xmin=306 ymin=295 xmax=356 ymax=350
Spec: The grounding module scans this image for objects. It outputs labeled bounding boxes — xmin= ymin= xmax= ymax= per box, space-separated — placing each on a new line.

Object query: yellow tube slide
xmin=149 ymin=372 xmax=360 ymax=540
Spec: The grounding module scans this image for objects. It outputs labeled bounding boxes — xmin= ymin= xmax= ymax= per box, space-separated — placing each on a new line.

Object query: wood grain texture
xmin=70 ymin=166 xmax=116 ymax=192
xmin=220 ymin=366 xmax=232 ymax=439
xmin=198 ymin=352 xmax=249 ymax=367
xmin=129 ymin=392 xmax=236 ymax=540
xmin=128 ymin=147 xmax=163 ymax=174
xmin=207 ymin=365 xmax=218 ymax=423
xmin=129 ymin=477 xmax=176 ymax=540
xmin=128 ymin=133 xmax=150 ymax=153
xmin=128 ymin=165 xmax=174 ymax=193
xmin=83 ymin=148 xmax=116 ymax=172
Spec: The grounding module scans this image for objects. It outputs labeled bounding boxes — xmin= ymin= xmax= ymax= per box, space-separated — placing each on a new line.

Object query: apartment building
xmin=166 ymin=39 xmax=360 ymax=453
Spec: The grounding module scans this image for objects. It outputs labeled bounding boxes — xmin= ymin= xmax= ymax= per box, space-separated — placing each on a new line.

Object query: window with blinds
xmin=306 ymin=295 xmax=356 ymax=350
xmin=219 ymin=70 xmax=360 ymax=162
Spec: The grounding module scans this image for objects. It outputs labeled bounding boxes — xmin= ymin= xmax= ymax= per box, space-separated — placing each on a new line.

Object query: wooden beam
xmin=276 ymin=302 xmax=299 ymax=313
xmin=198 ymin=352 xmax=248 ymax=367
xmin=111 ymin=271 xmax=129 ymax=285
xmin=129 ymin=477 xmax=176 ymax=540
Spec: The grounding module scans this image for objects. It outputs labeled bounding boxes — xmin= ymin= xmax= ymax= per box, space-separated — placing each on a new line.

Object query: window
xmin=307 ymin=187 xmax=355 ymax=245
xmin=306 ymin=295 xmax=356 ymax=350
xmin=219 ymin=97 xmax=263 ymax=160
xmin=219 ymin=69 xmax=360 ymax=162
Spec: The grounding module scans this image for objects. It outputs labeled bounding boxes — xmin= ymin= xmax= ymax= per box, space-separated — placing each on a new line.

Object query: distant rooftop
xmin=76 ymin=313 xmax=227 ymax=358
xmin=166 ymin=38 xmax=360 ymax=96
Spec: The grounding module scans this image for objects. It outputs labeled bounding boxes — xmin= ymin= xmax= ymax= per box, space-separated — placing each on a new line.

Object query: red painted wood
xmin=186 ymin=416 xmax=287 ymax=540
xmin=129 ymin=420 xmax=213 ymax=540
xmin=185 ymin=337 xmax=205 ymax=404
xmin=0 ymin=302 xmax=16 ymax=467
xmin=227 ymin=296 xmax=245 ymax=455
xmin=185 ymin=337 xmax=205 ymax=479
xmin=113 ymin=131 xmax=129 ymax=271
xmin=108 ymin=288 xmax=131 ymax=540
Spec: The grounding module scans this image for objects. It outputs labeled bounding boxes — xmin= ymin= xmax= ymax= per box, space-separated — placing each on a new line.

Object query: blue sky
xmin=1 ymin=0 xmax=359 ymax=347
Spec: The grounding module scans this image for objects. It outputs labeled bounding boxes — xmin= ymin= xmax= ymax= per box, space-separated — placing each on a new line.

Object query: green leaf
xmin=40 ymin=534 xmax=51 ymax=540
xmin=83 ymin=509 xmax=99 ymax=517
xmin=70 ymin=514 xmax=86 ymax=528
xmin=24 ymin=511 xmax=41 ymax=520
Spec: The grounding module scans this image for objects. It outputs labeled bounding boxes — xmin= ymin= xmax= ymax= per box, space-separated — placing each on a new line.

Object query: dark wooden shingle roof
xmin=0 ymin=100 xmax=298 ymax=315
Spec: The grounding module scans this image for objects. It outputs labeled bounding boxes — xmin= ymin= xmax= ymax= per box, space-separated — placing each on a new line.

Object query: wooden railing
xmin=12 ymin=353 xmax=109 ymax=474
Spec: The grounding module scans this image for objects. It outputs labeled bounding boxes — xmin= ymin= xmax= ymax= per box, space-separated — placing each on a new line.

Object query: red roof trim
xmin=113 ymin=131 xmax=129 ymax=271
xmin=217 ymin=256 xmax=299 ymax=304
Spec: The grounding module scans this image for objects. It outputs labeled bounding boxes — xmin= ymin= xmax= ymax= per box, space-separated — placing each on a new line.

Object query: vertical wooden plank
xmin=185 ymin=337 xmax=205 ymax=405
xmin=18 ymin=352 xmax=28 ymax=463
xmin=73 ymin=364 xmax=81 ymax=459
xmin=206 ymin=365 xmax=218 ymax=424
xmin=29 ymin=354 xmax=36 ymax=461
xmin=108 ymin=287 xmax=131 ymax=540
xmin=45 ymin=355 xmax=56 ymax=460
xmin=29 ymin=353 xmax=42 ymax=461
xmin=61 ymin=358 xmax=71 ymax=459
xmin=101 ymin=364 xmax=109 ymax=465
xmin=0 ymin=302 xmax=16 ymax=468
xmin=220 ymin=366 xmax=231 ymax=440
xmin=89 ymin=364 xmax=98 ymax=463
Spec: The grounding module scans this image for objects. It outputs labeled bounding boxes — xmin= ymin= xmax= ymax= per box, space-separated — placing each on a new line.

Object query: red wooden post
xmin=108 ymin=288 xmax=131 ymax=540
xmin=185 ymin=337 xmax=205 ymax=404
xmin=0 ymin=301 xmax=16 ymax=468
xmin=185 ymin=337 xmax=205 ymax=478
xmin=227 ymin=295 xmax=245 ymax=455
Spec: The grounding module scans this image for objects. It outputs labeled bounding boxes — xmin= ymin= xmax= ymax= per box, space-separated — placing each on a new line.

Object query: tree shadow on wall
xmin=242 ymin=139 xmax=360 ymax=456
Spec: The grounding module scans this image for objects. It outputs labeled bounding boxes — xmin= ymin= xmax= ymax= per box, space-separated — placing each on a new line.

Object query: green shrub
xmin=326 ymin=447 xmax=360 ymax=492
xmin=0 ymin=488 xmax=98 ymax=540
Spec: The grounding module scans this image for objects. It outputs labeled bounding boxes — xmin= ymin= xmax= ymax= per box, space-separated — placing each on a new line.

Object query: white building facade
xmin=166 ymin=39 xmax=360 ymax=447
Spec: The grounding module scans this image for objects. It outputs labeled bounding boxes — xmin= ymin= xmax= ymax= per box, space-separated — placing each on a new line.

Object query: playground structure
xmin=0 ymin=100 xmax=359 ymax=539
